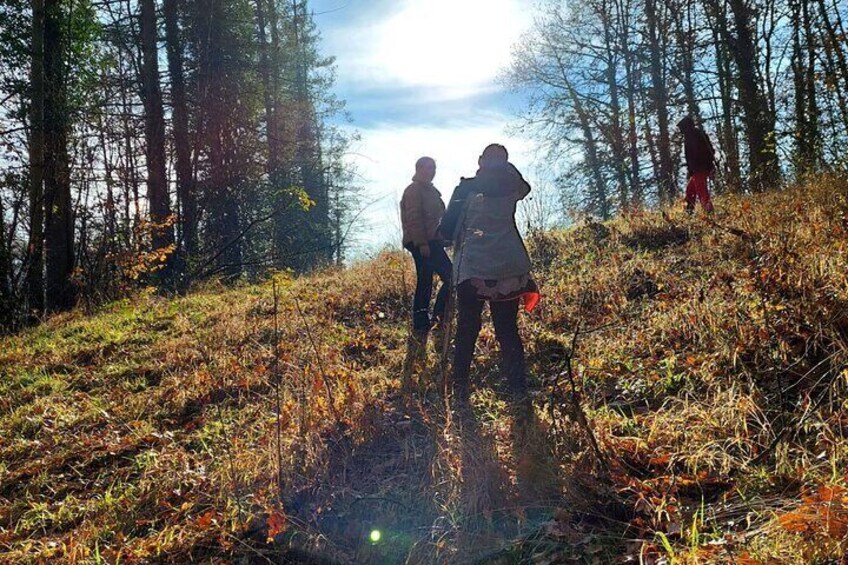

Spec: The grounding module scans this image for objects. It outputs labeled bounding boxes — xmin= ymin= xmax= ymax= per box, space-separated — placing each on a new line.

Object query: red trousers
xmin=685 ymin=171 xmax=713 ymax=213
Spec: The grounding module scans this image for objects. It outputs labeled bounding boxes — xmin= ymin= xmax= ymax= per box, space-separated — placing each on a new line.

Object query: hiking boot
xmin=401 ymin=330 xmax=428 ymax=393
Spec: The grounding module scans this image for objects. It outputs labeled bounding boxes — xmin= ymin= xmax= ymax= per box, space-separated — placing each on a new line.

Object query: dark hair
xmin=415 ymin=156 xmax=435 ymax=170
xmin=677 ymin=116 xmax=695 ymax=131
xmin=481 ymin=144 xmax=508 ymax=163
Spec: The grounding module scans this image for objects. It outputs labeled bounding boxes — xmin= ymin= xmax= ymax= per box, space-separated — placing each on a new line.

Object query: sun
xmin=374 ymin=0 xmax=528 ymax=89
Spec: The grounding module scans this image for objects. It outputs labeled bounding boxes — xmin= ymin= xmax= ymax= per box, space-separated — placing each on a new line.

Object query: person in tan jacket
xmin=400 ymin=157 xmax=452 ymax=384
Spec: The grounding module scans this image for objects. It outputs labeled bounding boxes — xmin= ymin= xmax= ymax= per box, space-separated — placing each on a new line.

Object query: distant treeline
xmin=508 ymin=0 xmax=848 ymax=218
xmin=0 ymin=0 xmax=360 ymax=329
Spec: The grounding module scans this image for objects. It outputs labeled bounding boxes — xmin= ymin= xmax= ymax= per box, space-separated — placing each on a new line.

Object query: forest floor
xmin=2 ymin=175 xmax=848 ymax=564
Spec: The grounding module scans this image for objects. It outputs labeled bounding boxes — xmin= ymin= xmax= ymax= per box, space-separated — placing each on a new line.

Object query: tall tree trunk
xmin=27 ymin=0 xmax=45 ymax=312
xmin=140 ymin=0 xmax=175 ymax=286
xmin=673 ymin=0 xmax=700 ymax=121
xmin=198 ymin=0 xmax=242 ymax=278
xmin=645 ymin=0 xmax=675 ymax=204
xmin=43 ymin=0 xmax=75 ymax=312
xmin=818 ymin=0 xmax=848 ymax=138
xmin=255 ymin=0 xmax=280 ymax=171
xmin=791 ymin=0 xmax=809 ymax=174
xmin=598 ymin=0 xmax=629 ymax=211
xmin=802 ymin=0 xmax=821 ymax=171
xmin=0 ymin=187 xmax=10 ymax=313
xmin=119 ymin=68 xmax=141 ymax=244
xmin=726 ymin=0 xmax=781 ymax=192
xmin=163 ymin=0 xmax=197 ymax=264
xmin=706 ymin=1 xmax=742 ymax=191
xmin=614 ymin=0 xmax=641 ymax=206
xmin=565 ymin=78 xmax=609 ymax=219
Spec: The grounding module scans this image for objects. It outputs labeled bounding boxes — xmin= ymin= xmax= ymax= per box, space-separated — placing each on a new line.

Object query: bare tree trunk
xmin=163 ymin=0 xmax=197 ymax=263
xmin=43 ymin=0 xmax=75 ymax=312
xmin=255 ymin=0 xmax=280 ymax=171
xmin=802 ymin=0 xmax=821 ymax=170
xmin=140 ymin=0 xmax=175 ymax=285
xmin=817 ymin=0 xmax=848 ymax=138
xmin=672 ymin=0 xmax=701 ymax=121
xmin=599 ymin=0 xmax=630 ymax=211
xmin=568 ymin=82 xmax=609 ymax=219
xmin=791 ymin=0 xmax=808 ymax=173
xmin=97 ymin=115 xmax=117 ymax=245
xmin=27 ymin=0 xmax=45 ymax=312
xmin=706 ymin=2 xmax=742 ymax=191
xmin=614 ymin=0 xmax=641 ymax=206
xmin=119 ymin=68 xmax=141 ymax=244
xmin=0 ymin=188 xmax=10 ymax=311
xmin=645 ymin=0 xmax=675 ymax=204
xmin=726 ymin=0 xmax=781 ymax=192
xmin=198 ymin=0 xmax=242 ymax=278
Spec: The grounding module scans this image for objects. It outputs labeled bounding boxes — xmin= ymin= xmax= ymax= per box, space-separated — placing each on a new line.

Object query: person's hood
xmin=677 ymin=116 xmax=695 ymax=132
xmin=474 ymin=163 xmax=529 ymax=197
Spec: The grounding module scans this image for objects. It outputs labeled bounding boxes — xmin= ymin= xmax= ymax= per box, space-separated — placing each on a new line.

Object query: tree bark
xmin=43 ymin=0 xmax=75 ymax=312
xmin=817 ymin=0 xmax=848 ymax=138
xmin=672 ymin=0 xmax=700 ymax=121
xmin=255 ymin=0 xmax=280 ymax=171
xmin=791 ymin=0 xmax=807 ymax=173
xmin=198 ymin=0 xmax=242 ymax=278
xmin=705 ymin=0 xmax=742 ymax=191
xmin=27 ymin=0 xmax=45 ymax=312
xmin=163 ymin=0 xmax=196 ymax=263
xmin=801 ymin=0 xmax=821 ymax=171
xmin=0 ymin=183 xmax=10 ymax=312
xmin=612 ymin=0 xmax=641 ymax=205
xmin=598 ymin=0 xmax=629 ymax=211
xmin=140 ymin=0 xmax=175 ymax=285
xmin=726 ymin=0 xmax=781 ymax=192
xmin=645 ymin=0 xmax=675 ymax=204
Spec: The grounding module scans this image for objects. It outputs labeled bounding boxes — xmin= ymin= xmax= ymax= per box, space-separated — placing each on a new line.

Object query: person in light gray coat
xmin=439 ymin=144 xmax=539 ymax=416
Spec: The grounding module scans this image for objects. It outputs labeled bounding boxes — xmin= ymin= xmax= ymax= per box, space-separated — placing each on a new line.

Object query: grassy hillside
xmin=1 ymin=175 xmax=847 ymax=564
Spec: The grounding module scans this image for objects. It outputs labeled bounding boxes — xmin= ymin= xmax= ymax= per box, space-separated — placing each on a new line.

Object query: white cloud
xmin=325 ymin=0 xmax=532 ymax=94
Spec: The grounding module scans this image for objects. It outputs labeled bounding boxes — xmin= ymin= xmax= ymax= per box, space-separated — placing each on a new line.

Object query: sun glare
xmin=374 ymin=0 xmax=526 ymax=89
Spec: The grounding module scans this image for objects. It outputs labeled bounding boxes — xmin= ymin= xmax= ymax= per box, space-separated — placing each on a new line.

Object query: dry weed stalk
xmin=294 ymin=296 xmax=342 ymax=426
xmin=562 ymin=288 xmax=612 ymax=477
xmin=272 ymin=280 xmax=284 ymax=501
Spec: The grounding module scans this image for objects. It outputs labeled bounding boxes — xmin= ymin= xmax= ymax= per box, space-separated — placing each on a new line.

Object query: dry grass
xmin=1 ymin=175 xmax=848 ymax=563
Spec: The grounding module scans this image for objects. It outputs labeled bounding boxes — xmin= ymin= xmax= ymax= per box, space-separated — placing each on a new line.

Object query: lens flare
xmin=369 ymin=529 xmax=382 ymax=543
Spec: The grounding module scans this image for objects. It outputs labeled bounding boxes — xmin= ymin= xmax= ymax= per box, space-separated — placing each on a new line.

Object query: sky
xmin=310 ymin=0 xmax=540 ymax=256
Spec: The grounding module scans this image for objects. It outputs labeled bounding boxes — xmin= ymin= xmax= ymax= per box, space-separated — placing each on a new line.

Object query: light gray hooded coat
xmin=439 ymin=163 xmax=532 ymax=286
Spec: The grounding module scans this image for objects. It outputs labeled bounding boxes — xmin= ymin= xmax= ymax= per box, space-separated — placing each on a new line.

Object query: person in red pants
xmin=677 ymin=116 xmax=716 ymax=214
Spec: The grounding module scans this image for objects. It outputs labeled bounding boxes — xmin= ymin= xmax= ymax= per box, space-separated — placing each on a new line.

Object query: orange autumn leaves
xmin=778 ymin=483 xmax=848 ymax=541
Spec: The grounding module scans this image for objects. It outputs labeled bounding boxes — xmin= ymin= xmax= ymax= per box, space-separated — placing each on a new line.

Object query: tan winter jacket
xmin=400 ymin=179 xmax=445 ymax=248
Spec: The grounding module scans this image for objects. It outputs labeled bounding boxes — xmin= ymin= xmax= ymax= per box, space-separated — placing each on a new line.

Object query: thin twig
xmin=294 ymin=297 xmax=342 ymax=425
xmin=272 ymin=280 xmax=284 ymax=502
xmin=561 ymin=289 xmax=611 ymax=476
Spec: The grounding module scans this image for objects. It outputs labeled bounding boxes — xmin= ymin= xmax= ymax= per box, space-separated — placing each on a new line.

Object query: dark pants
xmin=452 ymin=281 xmax=528 ymax=404
xmin=408 ymin=241 xmax=452 ymax=333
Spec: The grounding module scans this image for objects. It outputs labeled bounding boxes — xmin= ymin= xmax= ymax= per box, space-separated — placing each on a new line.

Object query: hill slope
xmin=2 ymin=176 xmax=848 ymax=563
